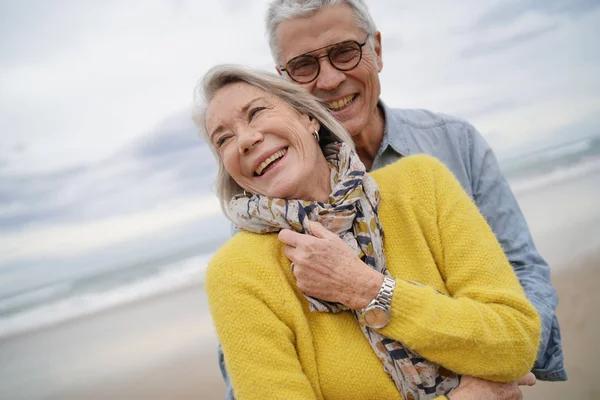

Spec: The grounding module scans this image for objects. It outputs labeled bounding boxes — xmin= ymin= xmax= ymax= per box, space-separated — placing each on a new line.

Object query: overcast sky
xmin=1 ymin=0 xmax=599 ymax=295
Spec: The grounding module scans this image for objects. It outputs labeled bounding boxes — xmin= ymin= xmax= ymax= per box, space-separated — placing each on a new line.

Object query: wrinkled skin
xmin=450 ymin=373 xmax=537 ymax=400
xmin=279 ymin=220 xmax=383 ymax=311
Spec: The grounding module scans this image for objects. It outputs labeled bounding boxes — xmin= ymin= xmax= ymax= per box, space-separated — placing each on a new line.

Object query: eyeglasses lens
xmin=287 ymin=41 xmax=362 ymax=83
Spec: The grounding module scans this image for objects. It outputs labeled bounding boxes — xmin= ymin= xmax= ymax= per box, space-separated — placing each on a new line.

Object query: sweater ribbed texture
xmin=206 ymin=155 xmax=540 ymax=400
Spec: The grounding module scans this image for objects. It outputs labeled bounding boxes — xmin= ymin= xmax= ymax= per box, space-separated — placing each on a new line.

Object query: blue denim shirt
xmin=218 ymin=102 xmax=567 ymax=399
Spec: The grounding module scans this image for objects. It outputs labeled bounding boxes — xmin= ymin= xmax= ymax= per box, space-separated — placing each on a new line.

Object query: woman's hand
xmin=278 ymin=220 xmax=384 ymax=310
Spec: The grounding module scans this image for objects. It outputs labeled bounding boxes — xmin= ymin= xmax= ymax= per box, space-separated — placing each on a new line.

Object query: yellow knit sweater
xmin=206 ymin=155 xmax=540 ymax=400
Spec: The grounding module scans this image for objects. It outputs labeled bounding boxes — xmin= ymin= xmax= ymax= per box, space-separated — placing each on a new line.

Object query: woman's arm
xmin=376 ymin=155 xmax=541 ymax=382
xmin=206 ymin=238 xmax=319 ymax=400
xmin=275 ymin=154 xmax=540 ymax=383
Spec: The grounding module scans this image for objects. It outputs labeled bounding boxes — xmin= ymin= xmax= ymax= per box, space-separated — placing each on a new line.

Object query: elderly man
xmin=218 ymin=1 xmax=566 ymax=398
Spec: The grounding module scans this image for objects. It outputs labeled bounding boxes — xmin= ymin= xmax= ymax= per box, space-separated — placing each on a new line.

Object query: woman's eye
xmin=215 ymin=135 xmax=231 ymax=148
xmin=249 ymin=107 xmax=265 ymax=120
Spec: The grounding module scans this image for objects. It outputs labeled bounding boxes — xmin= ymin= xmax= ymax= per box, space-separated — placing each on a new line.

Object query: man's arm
xmin=218 ymin=344 xmax=235 ymax=400
xmin=466 ymin=123 xmax=566 ymax=381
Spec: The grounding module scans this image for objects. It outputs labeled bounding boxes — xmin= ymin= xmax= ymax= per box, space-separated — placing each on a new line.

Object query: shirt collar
xmin=378 ymin=99 xmax=410 ymax=157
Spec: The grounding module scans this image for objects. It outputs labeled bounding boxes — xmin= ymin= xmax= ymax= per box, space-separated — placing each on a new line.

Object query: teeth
xmin=327 ymin=95 xmax=355 ymax=111
xmin=255 ymin=148 xmax=287 ymax=176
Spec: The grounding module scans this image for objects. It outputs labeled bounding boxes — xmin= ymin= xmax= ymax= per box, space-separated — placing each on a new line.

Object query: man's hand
xmin=449 ymin=373 xmax=536 ymax=400
xmin=278 ymin=220 xmax=383 ymax=310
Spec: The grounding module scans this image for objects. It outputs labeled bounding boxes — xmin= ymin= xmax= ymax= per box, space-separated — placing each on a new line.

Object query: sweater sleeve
xmin=206 ymin=240 xmax=319 ymax=400
xmin=377 ymin=155 xmax=541 ymax=382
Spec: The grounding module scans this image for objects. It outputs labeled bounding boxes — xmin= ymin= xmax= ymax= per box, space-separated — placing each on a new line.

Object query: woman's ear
xmin=308 ymin=115 xmax=321 ymax=133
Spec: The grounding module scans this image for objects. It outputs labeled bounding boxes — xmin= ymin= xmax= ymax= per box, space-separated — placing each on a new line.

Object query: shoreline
xmin=0 ymin=281 xmax=207 ymax=344
xmin=1 ymin=251 xmax=598 ymax=399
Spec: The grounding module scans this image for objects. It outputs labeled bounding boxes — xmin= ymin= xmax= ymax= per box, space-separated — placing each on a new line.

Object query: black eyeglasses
xmin=280 ymin=35 xmax=370 ymax=84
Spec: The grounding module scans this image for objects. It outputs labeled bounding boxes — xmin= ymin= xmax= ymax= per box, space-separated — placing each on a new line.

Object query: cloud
xmin=0 ymin=1 xmax=102 ymax=64
xmin=219 ymin=0 xmax=255 ymax=13
xmin=1 ymin=0 xmax=599 ymax=297
xmin=0 ymin=212 xmax=231 ymax=298
xmin=469 ymin=0 xmax=599 ymax=31
xmin=460 ymin=23 xmax=559 ymax=58
xmin=0 ymin=109 xmax=216 ymax=228
xmin=453 ymin=99 xmax=523 ymax=120
xmin=0 ymin=0 xmax=272 ymax=176
xmin=0 ymin=195 xmax=221 ymax=264
xmin=0 ymin=115 xmax=227 ymax=285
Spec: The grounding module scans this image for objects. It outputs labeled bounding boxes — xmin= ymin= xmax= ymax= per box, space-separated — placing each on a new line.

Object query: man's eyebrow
xmin=286 ymin=39 xmax=350 ymax=63
xmin=208 ymin=96 xmax=267 ymax=140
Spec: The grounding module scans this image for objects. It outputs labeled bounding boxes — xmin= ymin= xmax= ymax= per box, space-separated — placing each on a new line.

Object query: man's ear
xmin=374 ymin=31 xmax=383 ymax=72
xmin=275 ymin=65 xmax=283 ymax=76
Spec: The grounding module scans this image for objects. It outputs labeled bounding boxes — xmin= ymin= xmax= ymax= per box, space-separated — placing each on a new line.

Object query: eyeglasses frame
xmin=280 ymin=34 xmax=371 ymax=84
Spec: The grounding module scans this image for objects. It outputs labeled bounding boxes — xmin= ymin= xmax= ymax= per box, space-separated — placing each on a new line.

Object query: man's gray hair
xmin=192 ymin=64 xmax=355 ymax=218
xmin=266 ymin=0 xmax=378 ymax=63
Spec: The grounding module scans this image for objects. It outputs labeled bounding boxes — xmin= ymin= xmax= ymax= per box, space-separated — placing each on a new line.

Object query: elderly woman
xmin=193 ymin=65 xmax=540 ymax=400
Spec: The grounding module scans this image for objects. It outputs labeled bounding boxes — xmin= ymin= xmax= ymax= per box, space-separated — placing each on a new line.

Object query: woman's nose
xmin=238 ymin=129 xmax=263 ymax=155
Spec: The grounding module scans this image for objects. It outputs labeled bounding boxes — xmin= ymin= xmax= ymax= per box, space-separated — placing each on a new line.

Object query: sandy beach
xmin=523 ymin=256 xmax=600 ymax=399
xmin=1 ymin=170 xmax=599 ymax=399
xmin=0 ymin=253 xmax=597 ymax=400
xmin=0 ymin=285 xmax=226 ymax=400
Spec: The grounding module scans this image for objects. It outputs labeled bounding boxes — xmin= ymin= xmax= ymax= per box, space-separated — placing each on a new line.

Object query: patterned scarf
xmin=228 ymin=142 xmax=459 ymax=399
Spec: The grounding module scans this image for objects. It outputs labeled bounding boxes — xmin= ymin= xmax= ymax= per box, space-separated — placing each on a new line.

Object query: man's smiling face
xmin=275 ymin=4 xmax=383 ymax=140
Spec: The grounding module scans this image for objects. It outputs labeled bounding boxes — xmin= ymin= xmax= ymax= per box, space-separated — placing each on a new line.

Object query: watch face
xmin=364 ymin=307 xmax=389 ymax=329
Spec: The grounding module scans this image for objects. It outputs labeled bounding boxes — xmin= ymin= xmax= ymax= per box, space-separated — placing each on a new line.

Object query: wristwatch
xmin=361 ymin=275 xmax=396 ymax=329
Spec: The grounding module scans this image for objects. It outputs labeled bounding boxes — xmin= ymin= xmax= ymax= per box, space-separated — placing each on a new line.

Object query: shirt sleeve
xmin=465 ymin=123 xmax=563 ymax=378
xmin=377 ymin=155 xmax=541 ymax=382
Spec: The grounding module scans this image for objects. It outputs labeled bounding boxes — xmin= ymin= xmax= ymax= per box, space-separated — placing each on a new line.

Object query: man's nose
xmin=315 ymin=59 xmax=346 ymax=91
xmin=238 ymin=129 xmax=263 ymax=155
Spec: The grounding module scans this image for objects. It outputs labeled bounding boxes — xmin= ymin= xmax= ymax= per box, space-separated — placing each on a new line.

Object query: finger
xmin=283 ymin=244 xmax=298 ymax=261
xmin=456 ymin=375 xmax=476 ymax=387
xmin=278 ymin=229 xmax=300 ymax=247
xmin=516 ymin=372 xmax=536 ymax=386
xmin=306 ymin=220 xmax=334 ymax=240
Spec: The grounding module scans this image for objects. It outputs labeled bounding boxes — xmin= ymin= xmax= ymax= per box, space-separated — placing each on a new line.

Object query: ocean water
xmin=1 ymin=135 xmax=599 ymax=340
xmin=0 ymin=253 xmax=213 ymax=340
xmin=502 ymin=136 xmax=600 ymax=195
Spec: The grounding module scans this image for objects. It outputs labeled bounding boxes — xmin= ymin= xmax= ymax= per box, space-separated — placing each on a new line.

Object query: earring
xmin=313 ymin=129 xmax=320 ymax=142
xmin=243 ymin=190 xmax=249 ymax=197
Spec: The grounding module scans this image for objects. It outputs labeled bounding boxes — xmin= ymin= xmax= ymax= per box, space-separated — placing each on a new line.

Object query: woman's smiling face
xmin=205 ymin=82 xmax=331 ymax=201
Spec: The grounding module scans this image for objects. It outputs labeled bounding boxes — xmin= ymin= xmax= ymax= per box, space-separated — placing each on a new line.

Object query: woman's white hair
xmin=192 ymin=64 xmax=355 ymax=218
xmin=265 ymin=0 xmax=378 ymax=63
